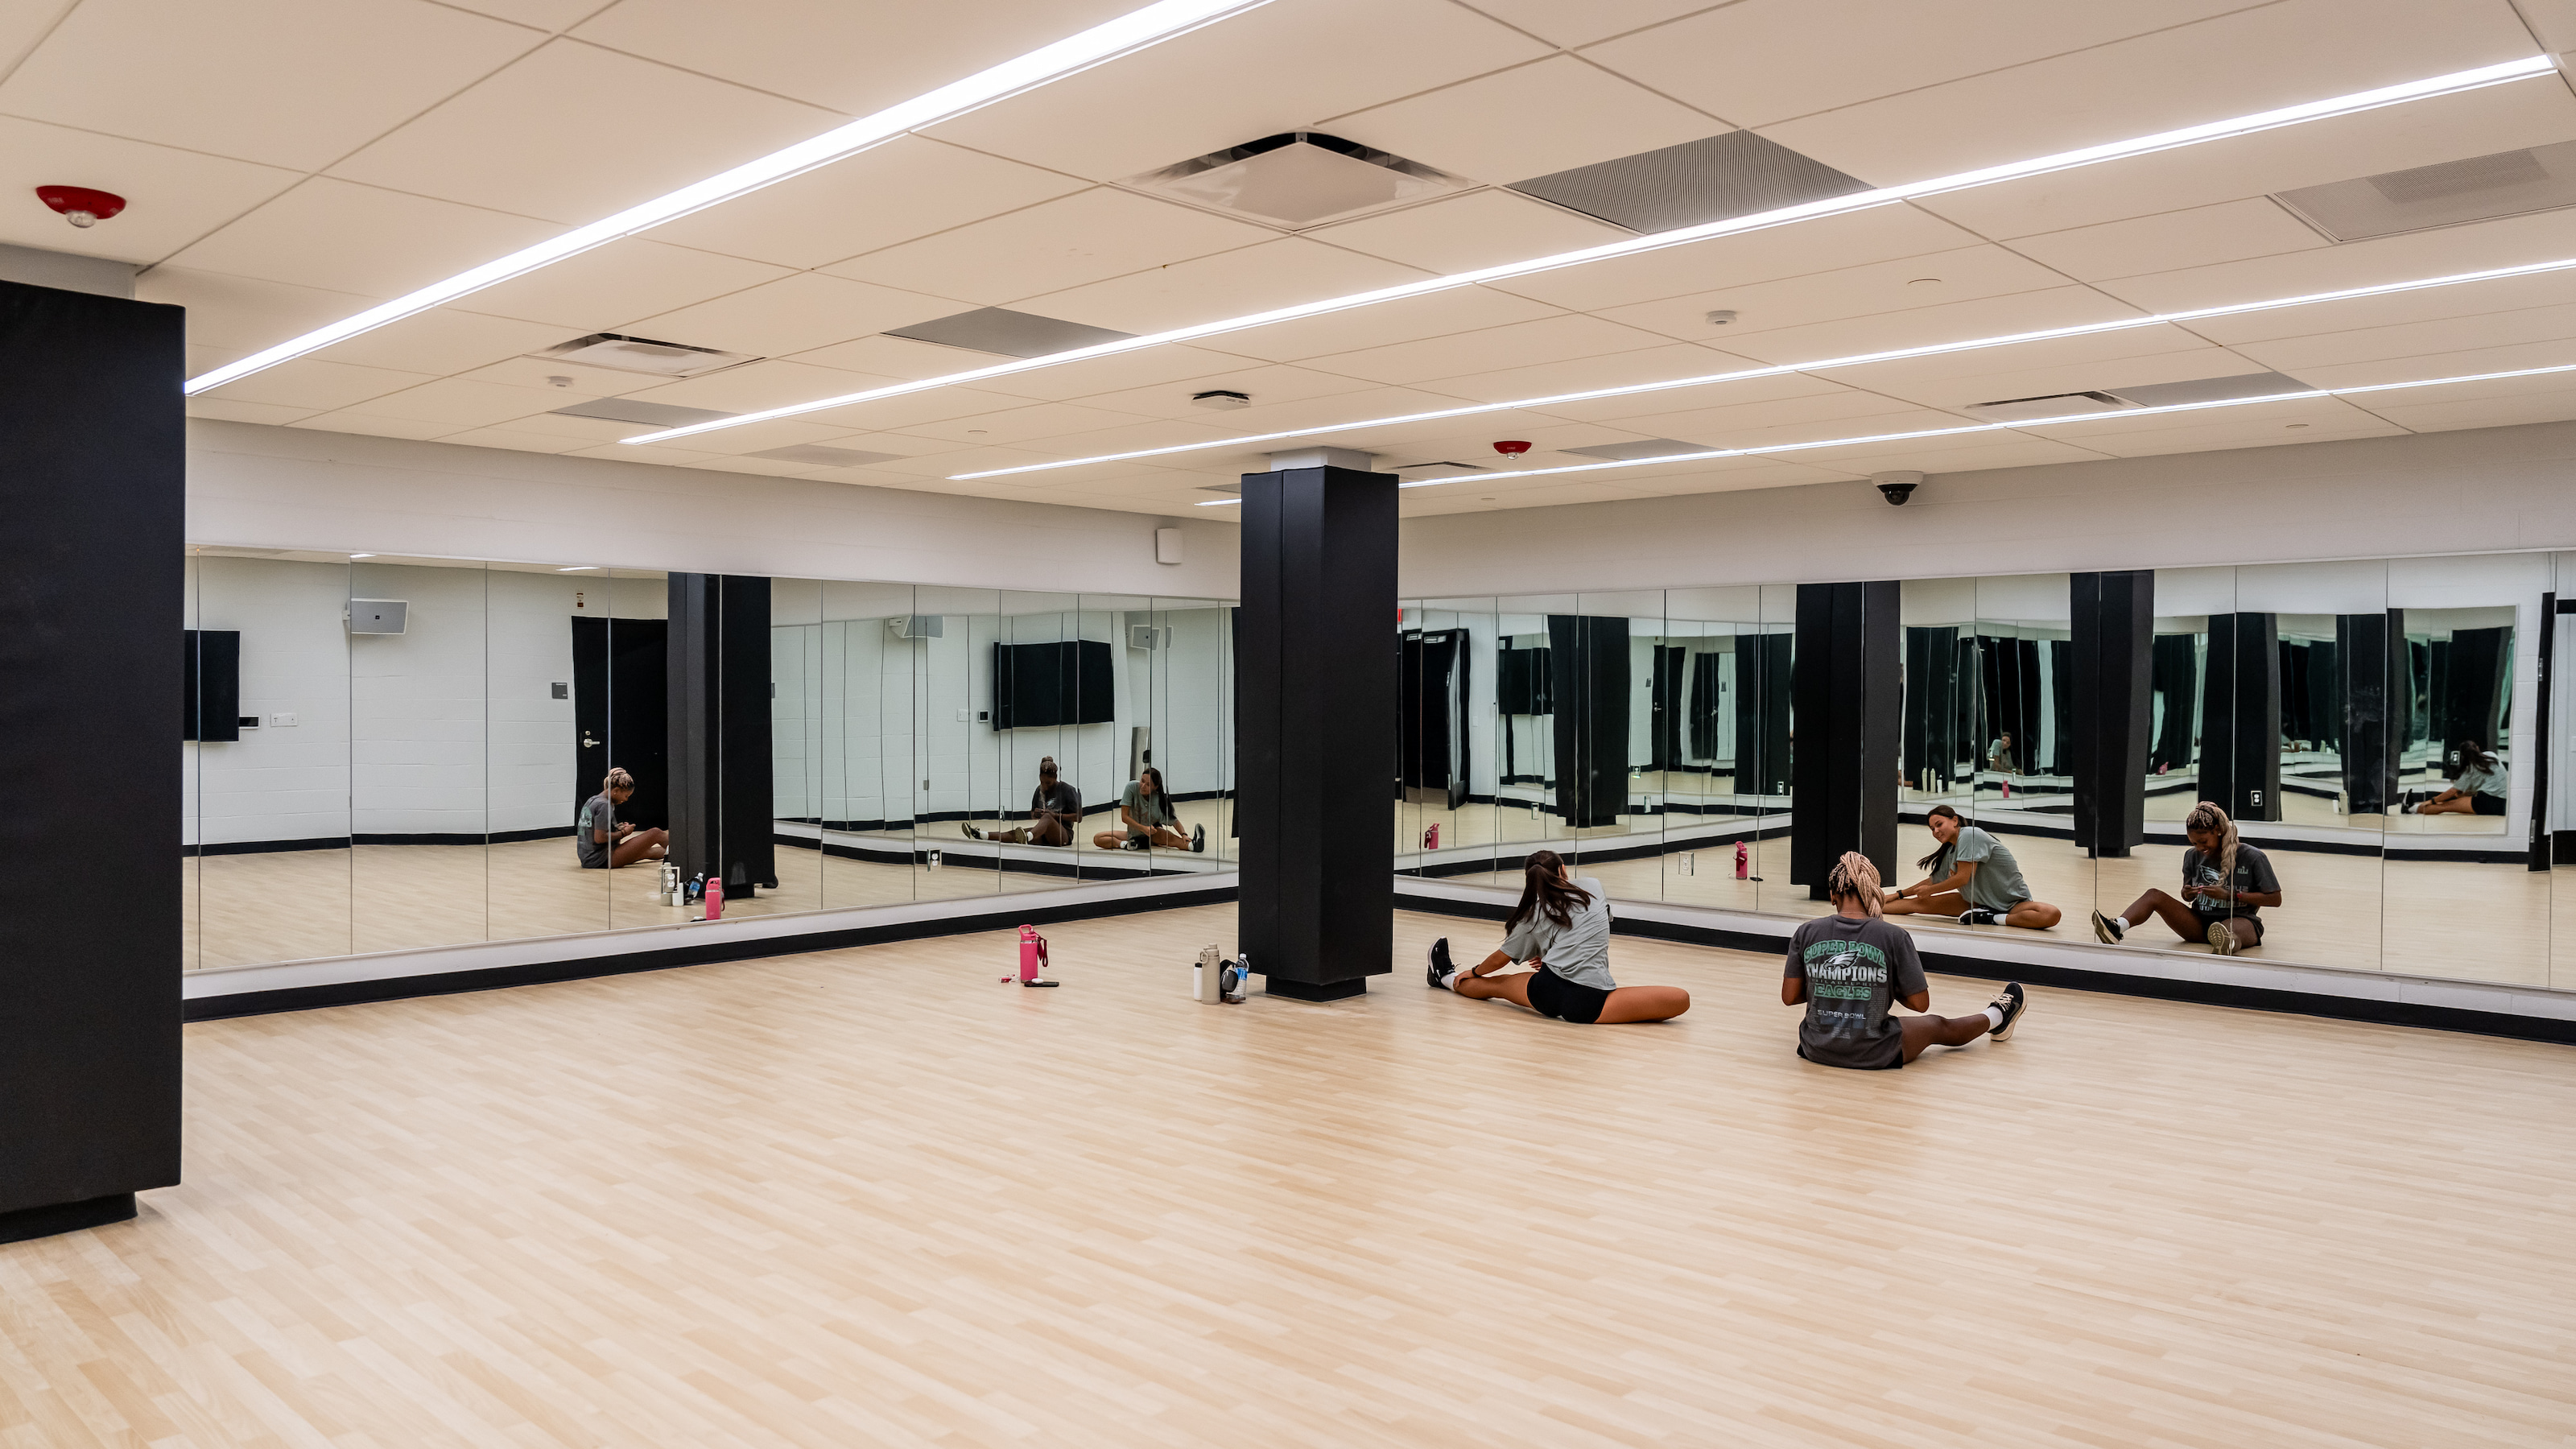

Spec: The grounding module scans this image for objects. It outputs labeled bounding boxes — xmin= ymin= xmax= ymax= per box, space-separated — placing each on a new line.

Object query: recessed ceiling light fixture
xmin=1393 ymin=359 xmax=2576 ymax=487
xmin=946 ymin=251 xmax=2576 ymax=478
xmin=557 ymin=565 xmax=598 ymax=572
xmin=180 ymin=0 xmax=1279 ymax=396
xmin=625 ymin=56 xmax=2552 ymax=445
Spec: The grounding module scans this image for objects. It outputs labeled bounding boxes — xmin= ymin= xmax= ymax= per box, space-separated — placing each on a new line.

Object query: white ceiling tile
xmin=646 ymin=137 xmax=1088 ymax=271
xmin=1756 ymin=0 xmax=2541 ymax=184
xmin=345 ymin=375 xmax=574 ymax=427
xmin=788 ymin=385 xmax=1069 ymax=434
xmin=1835 ymin=337 xmax=2257 ymax=411
xmin=198 ymin=356 xmax=442 ymax=411
xmin=1710 ymin=286 xmax=2145 ymax=366
xmin=1913 ymin=79 xmax=2576 ymax=240
xmin=453 ymin=355 xmax=667 ymax=396
xmin=163 ymin=178 xmax=557 ymax=298
xmin=625 ymin=271 xmax=958 ymax=357
xmin=1216 ymin=285 xmax=1564 ymax=365
xmin=1328 ymin=56 xmax=1728 ymax=185
xmin=313 ymin=307 xmax=572 ymax=376
xmin=0 ymin=0 xmax=543 ymax=170
xmin=1452 ymin=0 xmax=1712 ymax=48
xmin=0 ymin=117 xmax=301 ymax=262
xmin=2260 ymin=337 xmax=2576 ymax=390
xmin=631 ymin=416 xmax=869 ymax=456
xmin=436 ymin=0 xmax=612 ymax=30
xmin=939 ymin=345 xmax=1280 ymax=404
xmin=571 ymin=0 xmax=1141 ymax=114
xmin=1402 ymin=341 xmax=1756 ymax=403
xmin=134 ymin=266 xmax=375 ymax=354
xmin=436 ymin=425 xmax=599 ymax=455
xmin=898 ymin=401 xmax=1166 ymax=448
xmin=284 ymin=411 xmax=461 ymax=441
xmin=452 ymin=236 xmax=791 ymax=332
xmin=185 ymin=397 xmax=319 ymax=427
xmin=2001 ymin=199 xmax=2329 ymax=283
xmin=327 ymin=39 xmax=841 ymax=225
xmin=1066 ymin=362 xmax=1384 ymax=419
xmin=2362 ymin=387 xmax=2576 ymax=434
xmin=1022 ymin=237 xmax=1429 ymax=333
xmin=2186 ymin=269 xmax=2576 ymax=348
xmin=1487 ymin=204 xmax=1983 ymax=313
xmin=2066 ymin=411 xmax=2409 ymax=456
xmin=2512 ymin=0 xmax=2576 ymax=50
xmin=1585 ymin=0 xmax=2260 ymax=133
xmin=788 ymin=331 xmax=1030 ymax=382
xmin=923 ymin=0 xmax=1550 ymax=181
xmin=1577 ymin=387 xmax=1935 ymax=447
xmin=0 ymin=1 xmax=77 ymax=77
xmin=1593 ymin=242 xmax=2083 ymax=346
xmin=611 ymin=357 xmax=898 ymax=411
xmin=1776 ymin=436 xmax=2115 ymax=475
xmin=1530 ymin=369 xmax=1851 ymax=425
xmin=1299 ymin=313 xmax=1681 ymax=386
xmin=826 ymin=188 xmax=1275 ymax=304
xmin=1305 ymin=189 xmax=1632 ymax=275
xmin=2038 ymin=394 xmax=2397 ymax=446
xmin=2090 ymin=207 xmax=2576 ymax=316
xmin=2232 ymin=303 xmax=2576 ymax=373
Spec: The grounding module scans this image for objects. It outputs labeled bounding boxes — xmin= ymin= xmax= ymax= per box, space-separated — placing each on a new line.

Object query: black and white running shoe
xmin=1426 ymin=937 xmax=1455 ymax=989
xmin=1191 ymin=823 xmax=1206 ymax=852
xmin=1958 ymin=906 xmax=2001 ymax=926
xmin=1989 ymin=982 xmax=2029 ymax=1041
xmin=2090 ymin=909 xmax=2126 ymax=943
xmin=960 ymin=823 xmax=983 ymax=840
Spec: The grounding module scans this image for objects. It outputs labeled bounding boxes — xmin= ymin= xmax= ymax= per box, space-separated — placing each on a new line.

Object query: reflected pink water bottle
xmin=1735 ymin=841 xmax=1749 ymax=879
xmin=1018 ymin=924 xmax=1050 ymax=985
xmin=704 ymin=876 xmax=723 ymax=920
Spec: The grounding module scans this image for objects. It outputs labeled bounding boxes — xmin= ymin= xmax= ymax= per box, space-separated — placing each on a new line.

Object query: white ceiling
xmin=9 ymin=0 xmax=2576 ymax=520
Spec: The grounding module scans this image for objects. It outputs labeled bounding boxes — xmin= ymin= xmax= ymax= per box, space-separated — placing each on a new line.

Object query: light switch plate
xmin=268 ymin=712 xmax=298 ymax=728
xmin=956 ymin=708 xmax=970 ymax=721
xmin=551 ymin=682 xmax=568 ymax=700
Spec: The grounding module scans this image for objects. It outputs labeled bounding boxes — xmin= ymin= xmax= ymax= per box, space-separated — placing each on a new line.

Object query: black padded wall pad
xmin=0 ymin=279 xmax=184 ymax=1223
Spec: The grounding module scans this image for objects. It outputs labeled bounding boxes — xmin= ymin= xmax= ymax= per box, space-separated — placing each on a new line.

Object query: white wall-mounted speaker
xmin=1155 ymin=526 xmax=1183 ymax=565
xmin=346 ymin=600 xmax=407 ymax=634
xmin=886 ymin=614 xmax=944 ymax=640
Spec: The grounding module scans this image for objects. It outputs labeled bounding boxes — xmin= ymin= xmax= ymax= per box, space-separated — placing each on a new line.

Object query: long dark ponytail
xmin=1505 ymin=848 xmax=1592 ymax=932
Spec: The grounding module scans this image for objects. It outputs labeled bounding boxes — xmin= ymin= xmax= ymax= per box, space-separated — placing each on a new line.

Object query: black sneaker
xmin=1989 ymin=982 xmax=2029 ymax=1041
xmin=1426 ymin=937 xmax=1454 ymax=989
xmin=1958 ymin=906 xmax=2000 ymax=926
xmin=1191 ymin=823 xmax=1206 ymax=853
xmin=2090 ymin=909 xmax=2125 ymax=943
xmin=960 ymin=823 xmax=983 ymax=840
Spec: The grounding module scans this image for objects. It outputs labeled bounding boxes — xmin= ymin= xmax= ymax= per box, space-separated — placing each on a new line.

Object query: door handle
xmin=582 ymin=733 xmax=602 ymax=747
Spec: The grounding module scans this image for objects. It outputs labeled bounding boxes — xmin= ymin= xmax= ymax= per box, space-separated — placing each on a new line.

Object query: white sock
xmin=1984 ymin=1005 xmax=2005 ymax=1029
xmin=1438 ymin=968 xmax=1460 ymax=990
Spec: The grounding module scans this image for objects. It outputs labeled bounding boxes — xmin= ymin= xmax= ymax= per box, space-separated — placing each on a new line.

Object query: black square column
xmin=1239 ymin=464 xmax=1397 ymax=1000
xmin=2070 ymin=571 xmax=2153 ymax=857
xmin=2199 ymin=612 xmax=2282 ymax=822
xmin=667 ymin=573 xmax=776 ymax=898
xmin=1790 ymin=580 xmax=1900 ymax=896
xmin=1546 ymin=614 xmax=1630 ymax=828
xmin=0 ymin=279 xmax=184 ymax=1241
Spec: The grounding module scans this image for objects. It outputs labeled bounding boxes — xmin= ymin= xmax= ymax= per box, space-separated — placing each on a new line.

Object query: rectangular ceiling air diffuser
xmin=551 ymin=397 xmax=742 ymax=429
xmin=1963 ymin=391 xmax=2132 ymax=422
xmin=1562 ymin=438 xmax=1712 ymax=461
xmin=2274 ymin=138 xmax=2576 ymax=240
xmin=534 ymin=332 xmax=755 ymax=378
xmin=747 ymin=444 xmax=906 ymax=468
xmin=2107 ymin=372 xmax=2314 ymax=407
xmin=1126 ymin=132 xmax=1468 ymax=229
xmin=1510 ymin=132 xmax=1871 ymax=235
xmin=885 ymin=307 xmax=1137 ymax=359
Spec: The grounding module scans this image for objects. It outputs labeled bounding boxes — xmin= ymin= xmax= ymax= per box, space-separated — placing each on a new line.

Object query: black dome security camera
xmin=1872 ymin=470 xmax=1923 ymax=506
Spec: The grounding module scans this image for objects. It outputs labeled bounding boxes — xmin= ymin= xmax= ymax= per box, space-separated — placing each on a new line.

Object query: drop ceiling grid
xmin=0 ymin=0 xmax=2551 ymax=510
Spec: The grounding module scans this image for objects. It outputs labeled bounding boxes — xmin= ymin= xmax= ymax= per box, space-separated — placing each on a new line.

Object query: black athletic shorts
xmin=2193 ymin=909 xmax=2264 ymax=943
xmin=1525 ymin=966 xmax=1611 ymax=1024
xmin=2472 ymin=792 xmax=2507 ymax=816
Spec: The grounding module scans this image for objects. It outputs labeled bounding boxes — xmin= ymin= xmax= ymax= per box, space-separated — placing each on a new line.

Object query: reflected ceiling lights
xmin=181 ymin=0 xmax=1279 ymax=395
xmin=947 ymin=254 xmax=2576 ymax=478
xmin=1389 ymin=360 xmax=2576 ymax=487
xmin=621 ymin=56 xmax=2553 ymax=444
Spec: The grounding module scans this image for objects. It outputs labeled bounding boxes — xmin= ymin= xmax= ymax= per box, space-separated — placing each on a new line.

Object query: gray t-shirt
xmin=1500 ymin=877 xmax=1615 ymax=991
xmin=576 ymin=793 xmax=613 ymax=867
xmin=1934 ymin=824 xmax=2030 ymax=910
xmin=1030 ymin=780 xmax=1080 ymax=821
xmin=2180 ymin=842 xmax=2279 ymax=917
xmin=1786 ymin=914 xmax=1928 ymax=1071
xmin=1121 ymin=780 xmax=1176 ymax=831
xmin=2455 ymin=758 xmax=2507 ymax=795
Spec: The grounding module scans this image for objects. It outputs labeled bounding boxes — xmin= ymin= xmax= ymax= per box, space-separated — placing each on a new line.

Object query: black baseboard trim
xmin=183 ymin=884 xmax=1240 ymax=1022
xmin=1265 ymin=976 xmax=1369 ymax=1001
xmin=0 ymin=1191 xmax=137 ymax=1245
xmin=192 ymin=827 xmax=576 ymax=856
xmin=1393 ymin=892 xmax=2576 ymax=1046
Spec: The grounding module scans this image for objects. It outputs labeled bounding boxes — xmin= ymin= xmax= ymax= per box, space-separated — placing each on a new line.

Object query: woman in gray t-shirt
xmin=2416 ymin=740 xmax=2508 ymax=818
xmin=1425 ymin=849 xmax=1689 ymax=1024
xmin=1880 ymin=805 xmax=2064 ymax=930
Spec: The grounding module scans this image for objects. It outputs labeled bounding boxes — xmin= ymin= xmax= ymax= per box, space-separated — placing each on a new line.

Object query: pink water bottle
xmin=1735 ymin=840 xmax=1749 ymax=879
xmin=704 ymin=876 xmax=723 ymax=920
xmin=1018 ymin=924 xmax=1052 ymax=985
xmin=1423 ymin=823 xmax=1440 ymax=849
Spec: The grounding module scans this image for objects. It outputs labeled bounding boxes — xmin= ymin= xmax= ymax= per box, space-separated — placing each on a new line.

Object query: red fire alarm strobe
xmin=37 ymin=185 xmax=126 ymax=228
xmin=1493 ymin=440 xmax=1531 ymax=456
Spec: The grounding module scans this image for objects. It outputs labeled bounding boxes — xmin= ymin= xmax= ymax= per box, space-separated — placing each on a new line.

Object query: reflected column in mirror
xmin=1489 ymin=596 xmax=1565 ymax=890
xmin=1751 ymin=584 xmax=1803 ymax=916
xmin=766 ymin=579 xmax=826 ymax=915
xmin=819 ymin=581 xmax=919 ymax=910
xmin=2386 ymin=554 xmax=2543 ymax=985
xmin=1575 ymin=589 xmax=1668 ymax=908
xmin=2095 ymin=568 xmax=2230 ymax=954
xmin=910 ymin=586 xmax=1003 ymax=900
xmin=192 ymin=551 xmax=353 ymax=968
xmin=350 ymin=557 xmax=488 ymax=954
xmin=2549 ymin=551 xmax=2576 ymax=993
xmin=1407 ymin=597 xmax=1498 ymax=883
xmin=1144 ymin=596 xmax=1231 ymax=878
xmin=1660 ymin=588 xmax=1768 ymax=912
xmin=485 ymin=564 xmax=609 ymax=941
xmin=605 ymin=568 xmax=677 ymax=928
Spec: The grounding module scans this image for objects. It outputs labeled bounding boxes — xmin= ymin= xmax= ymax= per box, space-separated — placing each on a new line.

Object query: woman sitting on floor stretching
xmin=2090 ymin=800 xmax=2279 ymax=956
xmin=1426 ymin=849 xmax=1690 ymax=1024
xmin=2416 ymin=740 xmax=2508 ymax=816
xmin=1879 ymin=804 xmax=2062 ymax=929
xmin=1785 ymin=851 xmax=2029 ymax=1068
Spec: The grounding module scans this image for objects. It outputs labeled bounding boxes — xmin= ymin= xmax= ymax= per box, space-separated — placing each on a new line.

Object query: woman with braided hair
xmin=1782 ymin=852 xmax=2029 ymax=1068
xmin=1425 ymin=849 xmax=1690 ymax=1023
xmin=2090 ymin=800 xmax=2281 ymax=956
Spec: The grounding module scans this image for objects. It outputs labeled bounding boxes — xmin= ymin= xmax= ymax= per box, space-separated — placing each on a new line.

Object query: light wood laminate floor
xmin=10 ymin=906 xmax=2574 ymax=1447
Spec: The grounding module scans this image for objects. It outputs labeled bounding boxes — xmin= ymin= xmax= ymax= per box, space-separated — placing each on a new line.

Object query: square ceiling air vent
xmin=1509 ymin=132 xmax=1872 ymax=235
xmin=551 ymin=397 xmax=741 ymax=429
xmin=1963 ymin=391 xmax=2132 ymax=422
xmin=2274 ymin=138 xmax=2576 ymax=241
xmin=534 ymin=332 xmax=755 ymax=378
xmin=884 ymin=307 xmax=1136 ymax=359
xmin=1561 ymin=438 xmax=1711 ymax=461
xmin=747 ymin=444 xmax=905 ymax=468
xmin=1127 ymin=131 xmax=1468 ymax=229
xmin=1390 ymin=460 xmax=1492 ymax=482
xmin=2107 ymin=372 xmax=2314 ymax=408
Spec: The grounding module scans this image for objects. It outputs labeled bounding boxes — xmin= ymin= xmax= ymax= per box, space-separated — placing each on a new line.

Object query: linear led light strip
xmin=182 ymin=0 xmax=1278 ymax=396
xmin=1174 ymin=361 xmax=2576 ymax=499
xmin=622 ymin=55 xmax=2553 ymax=444
xmin=954 ymin=255 xmax=2576 ymax=479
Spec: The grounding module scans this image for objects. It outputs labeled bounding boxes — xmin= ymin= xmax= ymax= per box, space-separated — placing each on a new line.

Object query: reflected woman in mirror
xmin=1782 ymin=852 xmax=2029 ymax=1067
xmin=964 ymin=755 xmax=1080 ymax=845
xmin=2416 ymin=740 xmax=2508 ymax=816
xmin=1880 ymin=804 xmax=2062 ymax=929
xmin=1093 ymin=765 xmax=1203 ymax=852
xmin=1987 ymin=730 xmax=2017 ymax=774
xmin=2091 ymin=800 xmax=2281 ymax=956
xmin=1426 ymin=849 xmax=1690 ymax=1024
xmin=576 ymin=766 xmax=667 ymax=869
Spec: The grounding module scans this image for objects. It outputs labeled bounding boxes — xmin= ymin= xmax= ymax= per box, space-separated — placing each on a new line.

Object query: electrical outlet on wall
xmin=268 ymin=712 xmax=298 ymax=728
xmin=956 ymin=708 xmax=969 ymax=721
xmin=1677 ymin=852 xmax=1695 ymax=876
